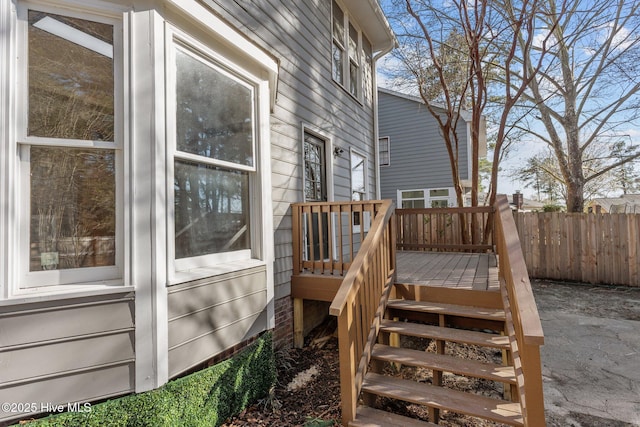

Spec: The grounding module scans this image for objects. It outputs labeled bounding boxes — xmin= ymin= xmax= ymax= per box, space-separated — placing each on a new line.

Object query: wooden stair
xmin=350 ymin=295 xmax=523 ymax=427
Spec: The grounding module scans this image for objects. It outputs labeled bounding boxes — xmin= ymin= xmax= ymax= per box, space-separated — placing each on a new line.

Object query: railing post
xmin=494 ymin=195 xmax=546 ymax=427
xmin=522 ymin=343 xmax=546 ymax=426
xmin=292 ymin=204 xmax=301 ymax=274
xmin=337 ymin=304 xmax=357 ymax=425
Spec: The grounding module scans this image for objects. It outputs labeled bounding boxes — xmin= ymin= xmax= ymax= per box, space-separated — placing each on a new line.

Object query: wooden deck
xmin=396 ymin=251 xmax=499 ymax=291
xmin=293 ymin=199 xmax=545 ymax=426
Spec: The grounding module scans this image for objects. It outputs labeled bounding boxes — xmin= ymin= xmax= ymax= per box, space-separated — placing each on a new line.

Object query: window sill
xmin=1 ymin=282 xmax=134 ymax=306
xmin=168 ymin=258 xmax=266 ymax=286
xmin=332 ymin=79 xmax=364 ymax=106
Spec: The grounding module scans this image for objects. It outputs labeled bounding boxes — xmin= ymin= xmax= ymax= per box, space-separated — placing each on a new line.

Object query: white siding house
xmin=0 ymin=0 xmax=394 ymax=422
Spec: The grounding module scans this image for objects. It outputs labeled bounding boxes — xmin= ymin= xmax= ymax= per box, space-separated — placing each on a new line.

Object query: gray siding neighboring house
xmin=0 ymin=0 xmax=394 ymax=423
xmin=378 ymin=88 xmax=486 ymax=208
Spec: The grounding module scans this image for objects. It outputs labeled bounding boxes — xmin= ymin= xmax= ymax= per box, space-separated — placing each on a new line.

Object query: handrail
xmin=396 ymin=206 xmax=494 ymax=252
xmin=328 ymin=199 xmax=396 ymax=425
xmin=494 ymin=195 xmax=545 ymax=426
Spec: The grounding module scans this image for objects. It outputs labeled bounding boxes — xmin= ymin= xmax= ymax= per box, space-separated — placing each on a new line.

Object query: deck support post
xmin=293 ymin=298 xmax=304 ymax=348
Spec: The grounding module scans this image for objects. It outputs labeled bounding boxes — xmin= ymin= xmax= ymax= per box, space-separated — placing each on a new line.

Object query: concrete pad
xmin=533 ymin=281 xmax=640 ymax=426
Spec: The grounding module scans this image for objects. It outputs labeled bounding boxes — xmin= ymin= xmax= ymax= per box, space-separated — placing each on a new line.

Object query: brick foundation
xmin=273 ymin=296 xmax=293 ymax=347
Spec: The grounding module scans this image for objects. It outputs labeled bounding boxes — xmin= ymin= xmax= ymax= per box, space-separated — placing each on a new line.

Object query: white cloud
xmin=533 ymin=28 xmax=558 ymax=50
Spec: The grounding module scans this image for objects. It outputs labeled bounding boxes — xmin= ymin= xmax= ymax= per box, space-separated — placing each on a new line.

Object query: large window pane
xmin=332 ymin=43 xmax=344 ymax=84
xmin=430 ymin=189 xmax=449 ymax=197
xmin=351 ymin=151 xmax=366 ymax=201
xmin=349 ymin=61 xmax=359 ymax=97
xmin=176 ymin=49 xmax=254 ymax=167
xmin=174 ymin=160 xmax=250 ymax=259
xmin=28 ymin=11 xmax=114 ymax=141
xmin=332 ymin=1 xmax=344 ymax=41
xmin=402 ymin=190 xmax=424 ymax=199
xmin=30 ymin=147 xmax=116 ymax=271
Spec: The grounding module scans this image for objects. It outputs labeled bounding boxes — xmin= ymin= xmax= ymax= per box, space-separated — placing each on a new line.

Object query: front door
xmin=303 ymin=132 xmax=329 ymax=261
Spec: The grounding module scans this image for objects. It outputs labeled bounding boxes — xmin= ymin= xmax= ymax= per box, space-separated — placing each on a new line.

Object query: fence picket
xmin=514 ymin=212 xmax=639 ymax=287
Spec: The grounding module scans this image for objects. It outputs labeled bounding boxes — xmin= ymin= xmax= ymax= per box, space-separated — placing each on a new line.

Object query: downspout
xmin=373 ymin=40 xmax=396 ymax=200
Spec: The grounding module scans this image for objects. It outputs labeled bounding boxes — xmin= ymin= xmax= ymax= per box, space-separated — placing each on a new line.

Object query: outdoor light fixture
xmin=333 ymin=146 xmax=344 ymax=158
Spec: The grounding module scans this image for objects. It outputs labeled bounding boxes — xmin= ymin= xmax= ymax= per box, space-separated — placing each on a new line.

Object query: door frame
xmin=301 ymin=124 xmax=335 ymax=261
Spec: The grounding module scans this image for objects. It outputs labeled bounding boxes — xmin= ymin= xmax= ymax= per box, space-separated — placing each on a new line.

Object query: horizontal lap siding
xmin=378 ymin=91 xmax=469 ymax=201
xmin=206 ymin=1 xmax=377 ymax=301
xmin=167 ymin=266 xmax=268 ymax=378
xmin=0 ymin=293 xmax=135 ymax=422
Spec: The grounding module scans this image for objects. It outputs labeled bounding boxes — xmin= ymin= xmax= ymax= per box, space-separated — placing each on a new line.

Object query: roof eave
xmin=341 ymin=0 xmax=397 ymax=52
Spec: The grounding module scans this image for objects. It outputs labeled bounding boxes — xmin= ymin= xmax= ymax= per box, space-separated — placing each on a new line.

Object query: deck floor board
xmin=396 ymin=251 xmax=498 ymax=291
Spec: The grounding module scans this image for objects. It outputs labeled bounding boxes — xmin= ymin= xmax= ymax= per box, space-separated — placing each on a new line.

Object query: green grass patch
xmin=23 ymin=333 xmax=275 ymax=427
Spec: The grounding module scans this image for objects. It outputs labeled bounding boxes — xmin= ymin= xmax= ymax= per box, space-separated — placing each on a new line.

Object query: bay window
xmin=169 ymin=37 xmax=260 ymax=272
xmin=18 ymin=6 xmax=122 ymax=288
xmin=3 ymin=1 xmax=275 ymax=296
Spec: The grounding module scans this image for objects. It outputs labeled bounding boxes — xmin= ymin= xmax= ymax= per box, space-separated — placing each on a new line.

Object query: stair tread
xmin=380 ymin=319 xmax=510 ymax=349
xmin=350 ymin=406 xmax=438 ymax=427
xmin=388 ymin=299 xmax=506 ymax=321
xmin=372 ymin=344 xmax=517 ymax=384
xmin=362 ymin=372 xmax=524 ymax=426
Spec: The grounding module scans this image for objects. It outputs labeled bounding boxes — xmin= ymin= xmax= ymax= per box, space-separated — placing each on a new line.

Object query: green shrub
xmin=542 ymin=203 xmax=564 ymax=212
xmin=22 ymin=333 xmax=275 ymax=427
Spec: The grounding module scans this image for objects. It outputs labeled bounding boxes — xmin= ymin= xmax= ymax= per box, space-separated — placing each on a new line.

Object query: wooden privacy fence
xmin=514 ymin=212 xmax=640 ymax=287
xmin=396 ymin=207 xmax=494 ymax=252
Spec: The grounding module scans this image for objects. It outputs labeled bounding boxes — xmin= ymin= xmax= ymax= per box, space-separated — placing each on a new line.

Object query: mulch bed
xmin=222 ymin=317 xmax=509 ymax=426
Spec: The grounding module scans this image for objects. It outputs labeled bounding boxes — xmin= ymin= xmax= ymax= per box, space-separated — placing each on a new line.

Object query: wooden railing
xmin=494 ymin=195 xmax=546 ymax=426
xmin=292 ymin=201 xmax=385 ymax=276
xmin=328 ymin=200 xmax=396 ymax=425
xmin=396 ymin=207 xmax=494 ymax=252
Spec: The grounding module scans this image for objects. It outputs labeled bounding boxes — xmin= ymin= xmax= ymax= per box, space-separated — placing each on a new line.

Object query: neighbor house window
xmin=331 ymin=0 xmax=369 ymax=100
xmin=400 ymin=190 xmax=425 ymax=208
xmin=379 ymin=136 xmax=390 ymax=166
xmin=170 ymin=39 xmax=258 ymax=271
xmin=18 ymin=7 xmax=122 ymax=288
xmin=429 ymin=188 xmax=453 ymax=208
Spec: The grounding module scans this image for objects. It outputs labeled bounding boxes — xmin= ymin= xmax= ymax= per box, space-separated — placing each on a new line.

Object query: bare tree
xmin=512 ymin=0 xmax=640 ymax=211
xmin=383 ymin=0 xmax=550 ymax=243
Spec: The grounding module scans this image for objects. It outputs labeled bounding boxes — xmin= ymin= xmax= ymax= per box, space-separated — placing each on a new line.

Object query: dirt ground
xmin=222 ymin=280 xmax=640 ymax=427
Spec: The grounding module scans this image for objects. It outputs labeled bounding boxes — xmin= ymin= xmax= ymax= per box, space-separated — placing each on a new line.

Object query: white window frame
xmin=13 ymin=1 xmax=125 ymax=291
xmin=379 ymin=136 xmax=390 ymax=166
xmin=398 ymin=187 xmax=458 ymax=209
xmin=428 ymin=188 xmax=456 ymax=208
xmin=331 ymin=0 xmax=366 ymax=101
xmin=399 ymin=189 xmax=426 ymax=209
xmin=166 ymin=26 xmax=268 ymax=279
